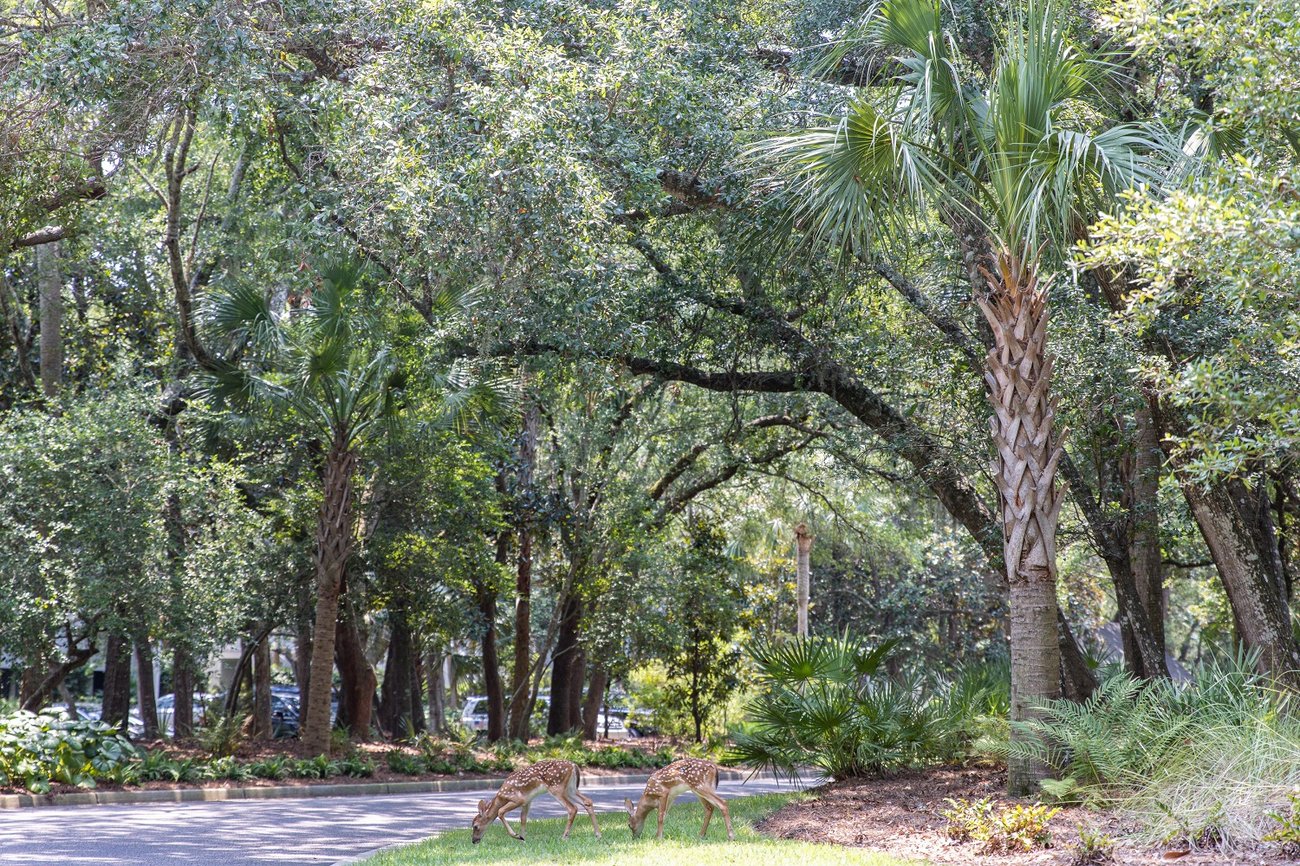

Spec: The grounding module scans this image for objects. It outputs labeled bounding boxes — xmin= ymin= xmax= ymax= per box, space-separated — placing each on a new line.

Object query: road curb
xmin=0 ymin=767 xmax=766 ymax=810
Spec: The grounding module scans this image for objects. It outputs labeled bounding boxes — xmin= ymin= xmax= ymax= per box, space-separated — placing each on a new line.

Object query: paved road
xmin=0 ymin=776 xmax=806 ymax=866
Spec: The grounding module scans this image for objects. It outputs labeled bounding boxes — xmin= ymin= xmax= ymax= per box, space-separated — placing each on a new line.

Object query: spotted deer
xmin=470 ymin=759 xmax=600 ymax=844
xmin=624 ymin=758 xmax=733 ymax=840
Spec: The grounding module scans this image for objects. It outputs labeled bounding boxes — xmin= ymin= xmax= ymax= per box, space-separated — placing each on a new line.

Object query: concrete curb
xmin=0 ymin=767 xmax=767 ymax=810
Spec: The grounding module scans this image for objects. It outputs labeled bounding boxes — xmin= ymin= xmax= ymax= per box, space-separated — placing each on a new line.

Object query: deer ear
xmin=624 ymin=797 xmax=634 ymax=814
xmin=477 ymin=799 xmax=489 ymax=814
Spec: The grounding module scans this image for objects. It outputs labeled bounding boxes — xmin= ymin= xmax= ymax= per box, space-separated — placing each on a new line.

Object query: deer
xmin=470 ymin=759 xmax=601 ymax=844
xmin=624 ymin=758 xmax=734 ymax=841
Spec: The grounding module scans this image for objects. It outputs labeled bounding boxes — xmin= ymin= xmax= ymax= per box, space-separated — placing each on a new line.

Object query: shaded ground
xmin=756 ymin=767 xmax=1289 ymax=866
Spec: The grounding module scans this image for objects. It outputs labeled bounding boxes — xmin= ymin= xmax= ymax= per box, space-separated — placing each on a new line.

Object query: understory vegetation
xmin=1014 ymin=655 xmax=1300 ymax=848
xmin=733 ymin=637 xmax=1009 ymax=779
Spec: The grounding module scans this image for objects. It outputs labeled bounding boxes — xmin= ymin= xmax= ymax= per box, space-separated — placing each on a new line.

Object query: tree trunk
xmin=508 ymin=404 xmax=538 ymax=740
xmin=252 ymin=634 xmax=272 ymax=739
xmin=36 ymin=240 xmax=62 ymax=398
xmin=335 ymin=591 xmax=377 ymax=742
xmin=173 ymin=646 xmax=195 ymax=738
xmin=101 ymin=633 xmax=133 ymax=734
xmin=581 ymin=666 xmax=608 ymax=741
xmin=1129 ymin=406 xmax=1166 ymax=653
xmin=378 ymin=607 xmax=415 ymax=737
xmin=476 ymin=580 xmax=506 ymax=742
xmin=1057 ymin=609 xmax=1098 ymax=701
xmin=427 ymin=650 xmax=446 ymax=734
xmin=1181 ymin=476 xmax=1300 ymax=687
xmin=302 ymin=441 xmax=357 ymax=756
xmin=134 ymin=632 xmax=159 ymax=740
xmin=409 ymin=649 xmax=426 ymax=734
xmin=795 ymin=522 xmax=813 ymax=637
xmin=547 ymin=596 xmax=583 ymax=735
xmin=976 ymin=252 xmax=1063 ymax=794
xmin=295 ymin=604 xmax=313 ymax=722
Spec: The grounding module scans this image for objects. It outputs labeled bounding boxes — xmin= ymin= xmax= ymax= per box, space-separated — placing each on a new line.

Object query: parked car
xmin=152 ymin=692 xmax=213 ymax=734
xmin=460 ymin=695 xmax=630 ymax=739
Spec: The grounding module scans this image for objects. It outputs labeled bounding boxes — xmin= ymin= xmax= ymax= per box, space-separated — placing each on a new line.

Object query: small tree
xmin=659 ymin=518 xmax=744 ymax=742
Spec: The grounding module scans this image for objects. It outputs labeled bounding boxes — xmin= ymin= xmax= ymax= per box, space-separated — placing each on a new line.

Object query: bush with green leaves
xmin=1012 ymin=654 xmax=1300 ymax=848
xmin=732 ymin=636 xmax=1002 ymax=779
xmin=0 ymin=711 xmax=138 ymax=793
xmin=943 ymin=797 xmax=1059 ymax=853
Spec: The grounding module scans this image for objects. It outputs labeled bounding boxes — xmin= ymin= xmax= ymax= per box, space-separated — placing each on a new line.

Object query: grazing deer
xmin=471 ymin=759 xmax=600 ymax=844
xmin=624 ymin=758 xmax=734 ymax=841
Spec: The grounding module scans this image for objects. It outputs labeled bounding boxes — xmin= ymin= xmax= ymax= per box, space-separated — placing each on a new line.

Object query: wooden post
xmin=795 ymin=523 xmax=813 ymax=638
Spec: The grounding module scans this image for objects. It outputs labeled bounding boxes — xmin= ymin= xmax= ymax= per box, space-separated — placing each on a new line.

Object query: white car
xmin=460 ymin=695 xmax=629 ymax=739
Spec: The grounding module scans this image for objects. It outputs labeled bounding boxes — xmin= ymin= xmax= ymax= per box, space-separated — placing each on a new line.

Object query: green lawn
xmin=366 ymin=793 xmax=920 ymax=866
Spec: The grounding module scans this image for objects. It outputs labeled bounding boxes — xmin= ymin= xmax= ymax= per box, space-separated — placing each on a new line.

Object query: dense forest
xmin=1 ymin=0 xmax=1298 ymax=839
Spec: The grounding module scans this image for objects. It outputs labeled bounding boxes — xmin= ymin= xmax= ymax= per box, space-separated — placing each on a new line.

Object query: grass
xmin=367 ymin=793 xmax=919 ymax=866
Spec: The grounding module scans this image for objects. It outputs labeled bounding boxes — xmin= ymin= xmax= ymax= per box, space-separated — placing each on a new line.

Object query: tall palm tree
xmin=202 ymin=260 xmax=506 ymax=755
xmin=755 ymin=0 xmax=1168 ymax=791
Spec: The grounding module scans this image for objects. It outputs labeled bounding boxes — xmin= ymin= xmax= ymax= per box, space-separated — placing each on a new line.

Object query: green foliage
xmin=1070 ymin=825 xmax=1116 ymax=865
xmin=291 ymin=755 xmax=342 ymax=780
xmin=199 ymin=714 xmax=247 ymax=758
xmin=1263 ymin=789 xmax=1300 ymax=855
xmin=942 ymin=797 xmax=1059 ymax=853
xmin=0 ymin=712 xmax=138 ymax=793
xmin=733 ymin=636 xmax=1002 ymax=779
xmin=248 ymin=756 xmax=291 ymax=780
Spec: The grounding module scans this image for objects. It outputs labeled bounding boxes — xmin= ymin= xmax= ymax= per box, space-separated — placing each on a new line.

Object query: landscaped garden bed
xmin=0 ymin=710 xmax=715 ymax=798
xmin=759 ymin=768 xmax=1295 ymax=866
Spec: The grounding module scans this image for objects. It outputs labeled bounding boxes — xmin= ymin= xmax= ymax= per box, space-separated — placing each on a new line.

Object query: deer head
xmin=471 ymin=797 xmax=493 ymax=844
xmin=624 ymin=796 xmax=650 ymax=838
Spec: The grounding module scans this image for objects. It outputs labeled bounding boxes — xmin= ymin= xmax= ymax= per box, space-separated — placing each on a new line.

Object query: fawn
xmin=624 ymin=758 xmax=734 ymax=840
xmin=471 ymin=759 xmax=600 ymax=844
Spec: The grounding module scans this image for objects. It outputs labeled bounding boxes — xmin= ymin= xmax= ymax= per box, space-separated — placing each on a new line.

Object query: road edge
xmin=0 ymin=767 xmax=770 ymax=810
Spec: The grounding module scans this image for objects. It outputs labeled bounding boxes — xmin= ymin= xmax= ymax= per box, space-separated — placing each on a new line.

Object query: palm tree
xmin=754 ymin=0 xmax=1168 ymax=791
xmin=202 ymin=260 xmax=507 ymax=755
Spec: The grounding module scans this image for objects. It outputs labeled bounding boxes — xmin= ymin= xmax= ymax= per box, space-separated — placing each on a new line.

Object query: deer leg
xmin=579 ymin=792 xmax=601 ymax=838
xmin=699 ymin=800 xmax=714 ymax=837
xmin=519 ymin=802 xmax=531 ymax=840
xmin=700 ymin=791 xmax=733 ymax=841
xmin=656 ymin=798 xmax=669 ymax=840
xmin=497 ymin=803 xmax=525 ymax=840
xmin=550 ymin=785 xmax=579 ymax=839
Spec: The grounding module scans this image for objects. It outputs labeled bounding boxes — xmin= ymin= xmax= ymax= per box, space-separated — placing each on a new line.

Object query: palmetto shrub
xmin=732 ymin=636 xmax=1002 ymax=779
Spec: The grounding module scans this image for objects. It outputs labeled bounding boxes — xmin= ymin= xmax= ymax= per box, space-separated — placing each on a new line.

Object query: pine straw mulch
xmin=756 ymin=767 xmax=1291 ymax=866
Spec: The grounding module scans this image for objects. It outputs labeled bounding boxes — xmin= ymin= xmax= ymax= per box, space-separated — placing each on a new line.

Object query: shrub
xmin=199 ymin=713 xmax=246 ymax=758
xmin=386 ymin=750 xmax=424 ymax=775
xmin=1070 ymin=825 xmax=1116 ymax=865
xmin=207 ymin=755 xmax=253 ymax=782
xmin=249 ymin=756 xmax=290 ymax=780
xmin=292 ymin=755 xmax=341 ymax=779
xmin=732 ymin=636 xmax=997 ymax=779
xmin=0 ymin=711 xmax=137 ymax=793
xmin=1016 ymin=653 xmax=1300 ymax=849
xmin=337 ymin=755 xmax=375 ymax=778
xmin=942 ymin=797 xmax=1059 ymax=853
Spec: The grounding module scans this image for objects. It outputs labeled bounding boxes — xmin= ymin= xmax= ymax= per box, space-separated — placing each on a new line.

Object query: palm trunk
xmin=335 ymin=590 xmax=376 ymax=741
xmin=977 ymin=251 xmax=1063 ymax=794
xmin=302 ymin=440 xmax=356 ymax=756
xmin=795 ymin=523 xmax=813 ymax=637
xmin=379 ymin=605 xmax=415 ymax=737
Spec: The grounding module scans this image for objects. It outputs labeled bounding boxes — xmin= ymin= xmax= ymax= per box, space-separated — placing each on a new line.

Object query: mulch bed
xmin=756 ymin=767 xmax=1290 ymax=866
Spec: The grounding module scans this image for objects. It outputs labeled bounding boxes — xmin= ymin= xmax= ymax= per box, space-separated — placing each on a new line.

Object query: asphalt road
xmin=0 ymin=775 xmax=806 ymax=866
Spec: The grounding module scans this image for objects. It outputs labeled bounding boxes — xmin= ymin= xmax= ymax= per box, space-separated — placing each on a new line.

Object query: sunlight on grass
xmin=366 ymin=793 xmax=919 ymax=866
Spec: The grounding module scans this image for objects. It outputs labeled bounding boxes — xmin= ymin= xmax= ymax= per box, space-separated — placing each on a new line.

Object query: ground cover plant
xmin=366 ymin=793 xmax=915 ymax=866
